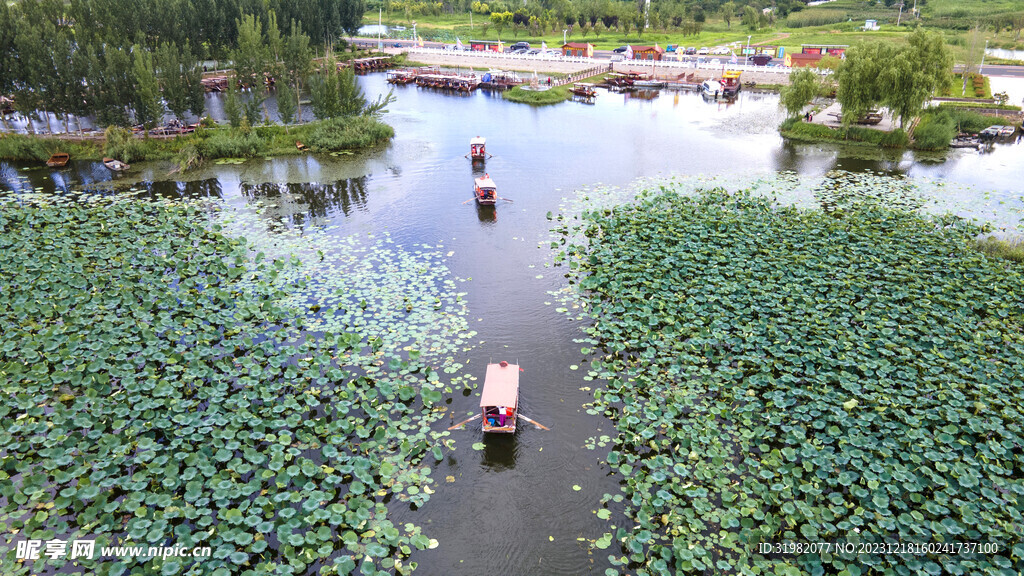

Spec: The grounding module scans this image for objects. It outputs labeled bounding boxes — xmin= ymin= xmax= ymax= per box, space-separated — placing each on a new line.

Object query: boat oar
xmin=497 ymin=196 xmax=514 ymax=203
xmin=519 ymin=414 xmax=549 ymax=430
xmin=447 ymin=413 xmax=482 ymax=430
xmin=461 ymin=198 xmax=476 ymax=205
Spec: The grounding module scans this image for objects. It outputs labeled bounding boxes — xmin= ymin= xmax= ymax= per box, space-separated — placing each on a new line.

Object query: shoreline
xmin=0 ymin=118 xmax=394 ymax=167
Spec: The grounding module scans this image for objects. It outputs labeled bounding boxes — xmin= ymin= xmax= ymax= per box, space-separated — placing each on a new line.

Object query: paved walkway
xmin=808 ymin=101 xmax=897 ymax=132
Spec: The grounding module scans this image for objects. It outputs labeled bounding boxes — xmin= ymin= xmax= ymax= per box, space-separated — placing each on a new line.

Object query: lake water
xmin=3 ymin=73 xmax=1023 ymax=574
xmin=986 ymin=47 xmax=1024 ymax=62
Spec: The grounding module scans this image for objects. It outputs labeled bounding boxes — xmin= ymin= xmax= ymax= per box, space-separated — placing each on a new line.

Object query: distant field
xmin=923 ymin=0 xmax=1023 ymax=19
xmin=785 ymin=0 xmax=904 ymax=28
xmin=361 ymin=2 xmax=1023 ymax=59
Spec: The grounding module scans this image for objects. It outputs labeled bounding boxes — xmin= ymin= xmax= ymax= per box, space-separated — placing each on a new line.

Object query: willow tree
xmin=881 ymin=29 xmax=952 ymax=127
xmin=835 ymin=41 xmax=895 ymax=127
xmin=780 ymin=68 xmax=820 ymax=118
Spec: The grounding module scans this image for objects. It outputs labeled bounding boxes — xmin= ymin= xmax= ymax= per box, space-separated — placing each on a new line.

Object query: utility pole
xmin=644 ymin=0 xmax=651 ymax=29
xmin=897 ymin=3 xmax=903 ymax=27
xmin=980 ymin=40 xmax=989 ymax=75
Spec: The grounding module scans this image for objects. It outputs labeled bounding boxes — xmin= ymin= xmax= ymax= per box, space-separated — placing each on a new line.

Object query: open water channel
xmin=2 ymin=73 xmax=1023 ymax=575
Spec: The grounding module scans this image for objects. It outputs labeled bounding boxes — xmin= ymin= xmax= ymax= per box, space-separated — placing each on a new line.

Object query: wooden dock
xmin=342 ymin=56 xmax=393 ymax=73
xmin=415 ymin=72 xmax=481 ymax=92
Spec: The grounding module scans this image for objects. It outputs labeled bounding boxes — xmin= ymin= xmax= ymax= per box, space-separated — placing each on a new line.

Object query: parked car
xmin=665 ymin=44 xmax=677 ymax=52
xmin=697 ymin=47 xmax=710 ymax=55
xmin=613 ymin=45 xmax=629 ymax=53
xmin=510 ymin=41 xmax=531 ymax=51
xmin=511 ymin=48 xmax=529 ymax=55
xmin=610 ymin=54 xmax=624 ymax=62
xmin=684 ymin=47 xmax=697 ymax=55
xmin=542 ymin=49 xmax=560 ymax=56
xmin=711 ymin=47 xmax=730 ymax=55
xmin=527 ymin=49 xmax=541 ymax=55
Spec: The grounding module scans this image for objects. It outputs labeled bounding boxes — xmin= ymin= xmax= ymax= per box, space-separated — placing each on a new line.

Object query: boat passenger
xmin=498 ymin=406 xmax=507 ymax=426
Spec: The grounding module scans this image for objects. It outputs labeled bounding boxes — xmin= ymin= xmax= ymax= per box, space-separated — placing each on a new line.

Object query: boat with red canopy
xmin=480 ymin=361 xmax=519 ymax=433
xmin=474 ymin=174 xmax=497 ymax=205
xmin=470 ymin=136 xmax=486 ymax=160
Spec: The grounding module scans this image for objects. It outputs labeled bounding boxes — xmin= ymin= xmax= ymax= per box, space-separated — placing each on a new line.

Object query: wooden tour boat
xmin=102 ymin=158 xmax=130 ymax=172
xmin=480 ymin=361 xmax=519 ymax=433
xmin=720 ymin=70 xmax=742 ymax=96
xmin=474 ymin=174 xmax=497 ymax=205
xmin=46 ymin=153 xmax=70 ymax=167
xmin=470 ymin=136 xmax=487 ymax=160
xmin=571 ymin=83 xmax=597 ymax=98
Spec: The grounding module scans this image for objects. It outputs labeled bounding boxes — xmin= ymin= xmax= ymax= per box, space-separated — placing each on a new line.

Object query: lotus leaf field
xmin=556 ymin=188 xmax=1024 ymax=574
xmin=0 ymin=190 xmax=475 ymax=575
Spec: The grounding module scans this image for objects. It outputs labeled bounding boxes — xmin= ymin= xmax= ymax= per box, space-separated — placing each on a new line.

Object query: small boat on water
xmin=480 ymin=361 xmax=519 ymax=433
xmin=996 ymin=125 xmax=1016 ymax=137
xmin=949 ymin=136 xmax=981 ymax=149
xmin=720 ymin=70 xmax=742 ymax=96
xmin=571 ymin=83 xmax=596 ymax=97
xmin=633 ymin=79 xmax=665 ymax=89
xmin=386 ymin=69 xmax=417 ymax=84
xmin=474 ymin=174 xmax=497 ymax=205
xmin=470 ymin=136 xmax=487 ymax=160
xmin=102 ymin=158 xmax=130 ymax=172
xmin=979 ymin=126 xmax=1001 ymax=141
xmin=700 ymin=79 xmax=723 ymax=98
xmin=46 ymin=153 xmax=70 ymax=167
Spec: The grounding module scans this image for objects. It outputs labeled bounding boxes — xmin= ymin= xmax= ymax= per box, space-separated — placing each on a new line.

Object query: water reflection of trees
xmin=137 ymin=179 xmax=224 ymax=201
xmin=241 ymin=177 xmax=369 ymax=229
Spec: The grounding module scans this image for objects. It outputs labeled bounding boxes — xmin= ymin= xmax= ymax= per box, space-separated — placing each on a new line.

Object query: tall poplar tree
xmin=132 ymin=44 xmax=164 ymax=129
xmin=283 ymin=20 xmax=313 ymax=123
xmin=157 ymin=42 xmax=189 ymax=121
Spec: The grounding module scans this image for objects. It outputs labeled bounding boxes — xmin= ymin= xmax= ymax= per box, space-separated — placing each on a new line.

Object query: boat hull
xmin=46 ymin=154 xmax=70 ymax=168
xmin=482 ymin=416 xmax=516 ymax=433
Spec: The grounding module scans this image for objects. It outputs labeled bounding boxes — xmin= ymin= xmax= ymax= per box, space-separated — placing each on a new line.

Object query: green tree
xmin=780 ymin=68 xmax=820 ymax=118
xmin=0 ymin=3 xmax=16 ymax=131
xmin=90 ymin=45 xmax=136 ymax=128
xmin=132 ymin=45 xmax=164 ymax=129
xmin=309 ymin=54 xmax=371 ymax=120
xmin=309 ymin=59 xmax=342 ymax=119
xmin=283 ymin=20 xmax=314 ymax=123
xmin=157 ymin=42 xmax=189 ymax=121
xmin=742 ymin=5 xmax=759 ymax=30
xmin=182 ymin=40 xmax=206 ymax=119
xmin=276 ymin=81 xmax=297 ymax=127
xmin=12 ymin=20 xmax=50 ymax=133
xmin=232 ymin=14 xmax=269 ymax=89
xmin=490 ymin=11 xmax=512 ymax=40
xmin=223 ymin=80 xmax=243 ymax=128
xmin=882 ymin=29 xmax=951 ymax=127
xmin=836 ymin=41 xmax=894 ymax=127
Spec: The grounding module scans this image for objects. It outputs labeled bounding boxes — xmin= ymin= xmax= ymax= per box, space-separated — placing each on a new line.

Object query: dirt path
xmin=753 ymin=33 xmax=790 ymax=46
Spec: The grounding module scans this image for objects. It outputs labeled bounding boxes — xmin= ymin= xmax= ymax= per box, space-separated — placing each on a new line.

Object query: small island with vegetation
xmin=777 ymin=29 xmax=1020 ymax=151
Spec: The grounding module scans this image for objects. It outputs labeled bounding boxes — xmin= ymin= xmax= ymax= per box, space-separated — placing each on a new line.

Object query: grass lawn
xmin=940 ymin=73 xmax=993 ymax=99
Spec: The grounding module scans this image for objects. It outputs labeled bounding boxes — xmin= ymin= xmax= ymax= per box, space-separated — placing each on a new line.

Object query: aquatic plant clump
xmin=0 ymin=194 xmax=465 ymax=575
xmin=558 ymin=189 xmax=1024 ymax=574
